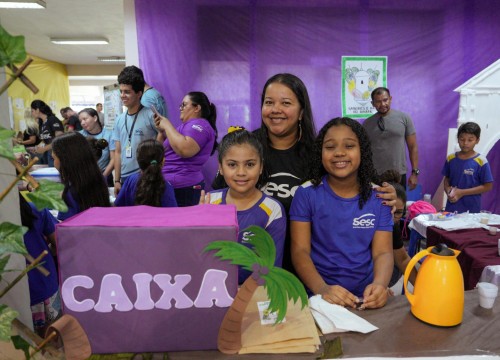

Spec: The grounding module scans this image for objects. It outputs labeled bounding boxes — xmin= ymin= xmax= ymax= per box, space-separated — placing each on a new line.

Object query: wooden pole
xmin=29 ymin=331 xmax=58 ymax=357
xmin=0 ymin=157 xmax=39 ymax=202
xmin=0 ymin=58 xmax=34 ymax=96
xmin=7 ymin=61 xmax=39 ymax=94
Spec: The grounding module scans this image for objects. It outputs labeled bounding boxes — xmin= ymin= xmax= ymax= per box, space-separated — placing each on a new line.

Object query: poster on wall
xmin=341 ymin=56 xmax=387 ymax=118
xmin=103 ymin=83 xmax=123 ymax=130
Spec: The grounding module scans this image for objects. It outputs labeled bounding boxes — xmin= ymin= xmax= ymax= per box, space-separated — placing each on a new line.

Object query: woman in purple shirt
xmin=154 ymin=91 xmax=218 ymax=206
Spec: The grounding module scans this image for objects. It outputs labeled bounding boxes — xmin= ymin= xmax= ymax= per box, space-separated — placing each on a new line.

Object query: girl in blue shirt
xmin=115 ymin=139 xmax=177 ymax=207
xmin=290 ymin=117 xmax=393 ymax=309
xmin=200 ymin=130 xmax=286 ymax=284
xmin=52 ymin=132 xmax=110 ymax=220
xmin=19 ymin=195 xmax=60 ymax=336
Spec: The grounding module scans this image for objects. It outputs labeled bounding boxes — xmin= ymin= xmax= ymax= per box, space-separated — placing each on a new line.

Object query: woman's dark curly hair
xmin=379 ymin=169 xmax=406 ymax=203
xmin=135 ymin=139 xmax=166 ymax=207
xmin=309 ymin=117 xmax=377 ymax=209
xmin=52 ymin=132 xmax=110 ymax=211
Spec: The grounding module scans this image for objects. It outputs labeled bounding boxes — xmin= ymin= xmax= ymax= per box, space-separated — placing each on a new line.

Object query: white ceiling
xmin=0 ymin=0 xmax=125 ymax=66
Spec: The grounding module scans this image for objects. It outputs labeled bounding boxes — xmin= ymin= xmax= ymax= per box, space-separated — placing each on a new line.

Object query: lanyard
xmin=124 ymin=105 xmax=143 ymax=144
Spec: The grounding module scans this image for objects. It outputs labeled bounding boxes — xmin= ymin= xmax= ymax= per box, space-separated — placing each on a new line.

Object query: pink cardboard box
xmin=56 ymin=205 xmax=238 ymax=354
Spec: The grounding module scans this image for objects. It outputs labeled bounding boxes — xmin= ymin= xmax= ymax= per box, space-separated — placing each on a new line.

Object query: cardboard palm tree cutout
xmin=205 ymin=225 xmax=308 ymax=354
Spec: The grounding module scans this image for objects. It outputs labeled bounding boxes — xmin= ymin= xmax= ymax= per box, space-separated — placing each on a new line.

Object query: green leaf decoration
xmin=12 ymin=144 xmax=26 ymax=153
xmin=263 ymin=267 xmax=308 ymax=324
xmin=204 ymin=241 xmax=259 ymax=269
xmin=263 ymin=275 xmax=289 ymax=324
xmin=11 ymin=335 xmax=31 ymax=359
xmin=26 ymin=180 xmax=67 ymax=212
xmin=267 ymin=267 xmax=308 ymax=307
xmin=0 ymin=305 xmax=19 ymax=342
xmin=0 ymin=255 xmax=11 ymax=283
xmin=205 ymin=226 xmax=308 ymax=325
xmin=242 ymin=225 xmax=276 ymax=268
xmin=0 ymin=24 xmax=27 ymax=67
xmin=0 ymin=222 xmax=28 ymax=255
xmin=318 ymin=336 xmax=343 ymax=359
xmin=0 ymin=126 xmax=16 ymax=160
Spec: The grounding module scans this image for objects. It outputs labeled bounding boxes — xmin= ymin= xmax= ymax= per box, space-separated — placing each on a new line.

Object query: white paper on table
xmin=409 ymin=213 xmax=485 ymax=233
xmin=471 ymin=212 xmax=500 ymax=226
xmin=309 ymin=295 xmax=378 ymax=334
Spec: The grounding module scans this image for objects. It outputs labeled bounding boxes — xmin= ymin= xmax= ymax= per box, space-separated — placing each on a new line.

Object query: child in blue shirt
xmin=115 ymin=139 xmax=177 ymax=207
xmin=200 ymin=130 xmax=286 ymax=284
xmin=442 ymin=122 xmax=493 ymax=213
xmin=290 ymin=117 xmax=393 ymax=309
xmin=19 ymin=195 xmax=61 ymax=336
xmin=52 ymin=132 xmax=110 ymax=221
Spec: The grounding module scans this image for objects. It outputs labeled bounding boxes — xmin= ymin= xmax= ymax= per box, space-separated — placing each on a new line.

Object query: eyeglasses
xmin=377 ymin=116 xmax=385 ymax=131
xmin=179 ymin=102 xmax=191 ymax=110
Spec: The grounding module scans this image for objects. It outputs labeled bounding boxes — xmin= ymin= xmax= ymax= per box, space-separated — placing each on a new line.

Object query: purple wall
xmin=135 ymin=0 xmax=499 ymax=209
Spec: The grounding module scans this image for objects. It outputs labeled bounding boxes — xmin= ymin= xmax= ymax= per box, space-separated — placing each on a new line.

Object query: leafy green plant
xmin=204 ymin=225 xmax=308 ymax=354
xmin=0 ymin=24 xmax=27 ymax=66
xmin=0 ymin=127 xmax=66 ymax=359
xmin=0 ymin=24 xmax=31 ymax=96
xmin=0 ymin=23 xmax=66 ymax=357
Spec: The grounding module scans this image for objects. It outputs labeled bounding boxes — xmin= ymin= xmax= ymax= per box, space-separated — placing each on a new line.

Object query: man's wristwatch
xmin=412 ymin=168 xmax=420 ymax=176
xmin=115 ymin=180 xmax=121 ymax=184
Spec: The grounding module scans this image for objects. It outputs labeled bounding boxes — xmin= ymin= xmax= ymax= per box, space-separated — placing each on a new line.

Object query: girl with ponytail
xmin=114 ymin=139 xmax=177 ymax=207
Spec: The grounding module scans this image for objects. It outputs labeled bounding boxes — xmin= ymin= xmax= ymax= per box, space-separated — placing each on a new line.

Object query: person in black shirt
xmin=31 ymin=100 xmax=64 ymax=166
xmin=60 ymin=107 xmax=82 ymax=132
xmin=256 ymin=74 xmax=397 ymax=274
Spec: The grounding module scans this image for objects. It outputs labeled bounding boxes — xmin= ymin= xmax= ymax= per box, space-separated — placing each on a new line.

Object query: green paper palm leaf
xmin=263 ymin=267 xmax=308 ymax=323
xmin=263 ymin=275 xmax=290 ymax=323
xmin=26 ymin=180 xmax=67 ymax=212
xmin=205 ymin=241 xmax=259 ymax=269
xmin=243 ymin=225 xmax=276 ymax=268
xmin=205 ymin=226 xmax=308 ymax=325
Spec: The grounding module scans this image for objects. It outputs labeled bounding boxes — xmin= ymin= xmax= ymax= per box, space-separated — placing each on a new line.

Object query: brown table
xmin=426 ymin=226 xmax=500 ymax=290
xmin=161 ymin=290 xmax=500 ymax=359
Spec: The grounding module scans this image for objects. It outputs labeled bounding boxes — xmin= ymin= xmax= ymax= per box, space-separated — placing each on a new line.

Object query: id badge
xmin=125 ymin=145 xmax=132 ymax=158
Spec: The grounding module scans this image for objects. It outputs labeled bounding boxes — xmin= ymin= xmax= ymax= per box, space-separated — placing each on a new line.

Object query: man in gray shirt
xmin=363 ymin=87 xmax=419 ymax=189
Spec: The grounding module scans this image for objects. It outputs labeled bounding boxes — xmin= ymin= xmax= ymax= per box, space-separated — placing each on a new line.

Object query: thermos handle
xmin=404 ymin=248 xmax=429 ymax=305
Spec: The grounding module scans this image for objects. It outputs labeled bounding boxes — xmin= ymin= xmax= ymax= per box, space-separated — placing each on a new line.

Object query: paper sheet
xmin=309 ymin=295 xmax=378 ymax=334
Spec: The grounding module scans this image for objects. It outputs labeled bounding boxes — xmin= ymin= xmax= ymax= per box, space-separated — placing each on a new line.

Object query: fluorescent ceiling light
xmin=98 ymin=56 xmax=126 ymax=63
xmin=51 ymin=38 xmax=109 ymax=45
xmin=68 ymin=76 xmax=117 ymax=81
xmin=0 ymin=0 xmax=46 ymax=8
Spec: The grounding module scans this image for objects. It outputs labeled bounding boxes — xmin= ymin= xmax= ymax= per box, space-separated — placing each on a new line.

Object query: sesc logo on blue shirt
xmin=463 ymin=168 xmax=474 ymax=176
xmin=352 ymin=213 xmax=376 ymax=229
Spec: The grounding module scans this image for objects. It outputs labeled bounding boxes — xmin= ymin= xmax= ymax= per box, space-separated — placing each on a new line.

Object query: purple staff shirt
xmin=161 ymin=118 xmax=215 ymax=188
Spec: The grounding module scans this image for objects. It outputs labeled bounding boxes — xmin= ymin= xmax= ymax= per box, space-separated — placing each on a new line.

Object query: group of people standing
xmin=109 ymin=68 xmax=399 ymax=309
xmin=22 ymin=65 xmax=493 ymax=336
